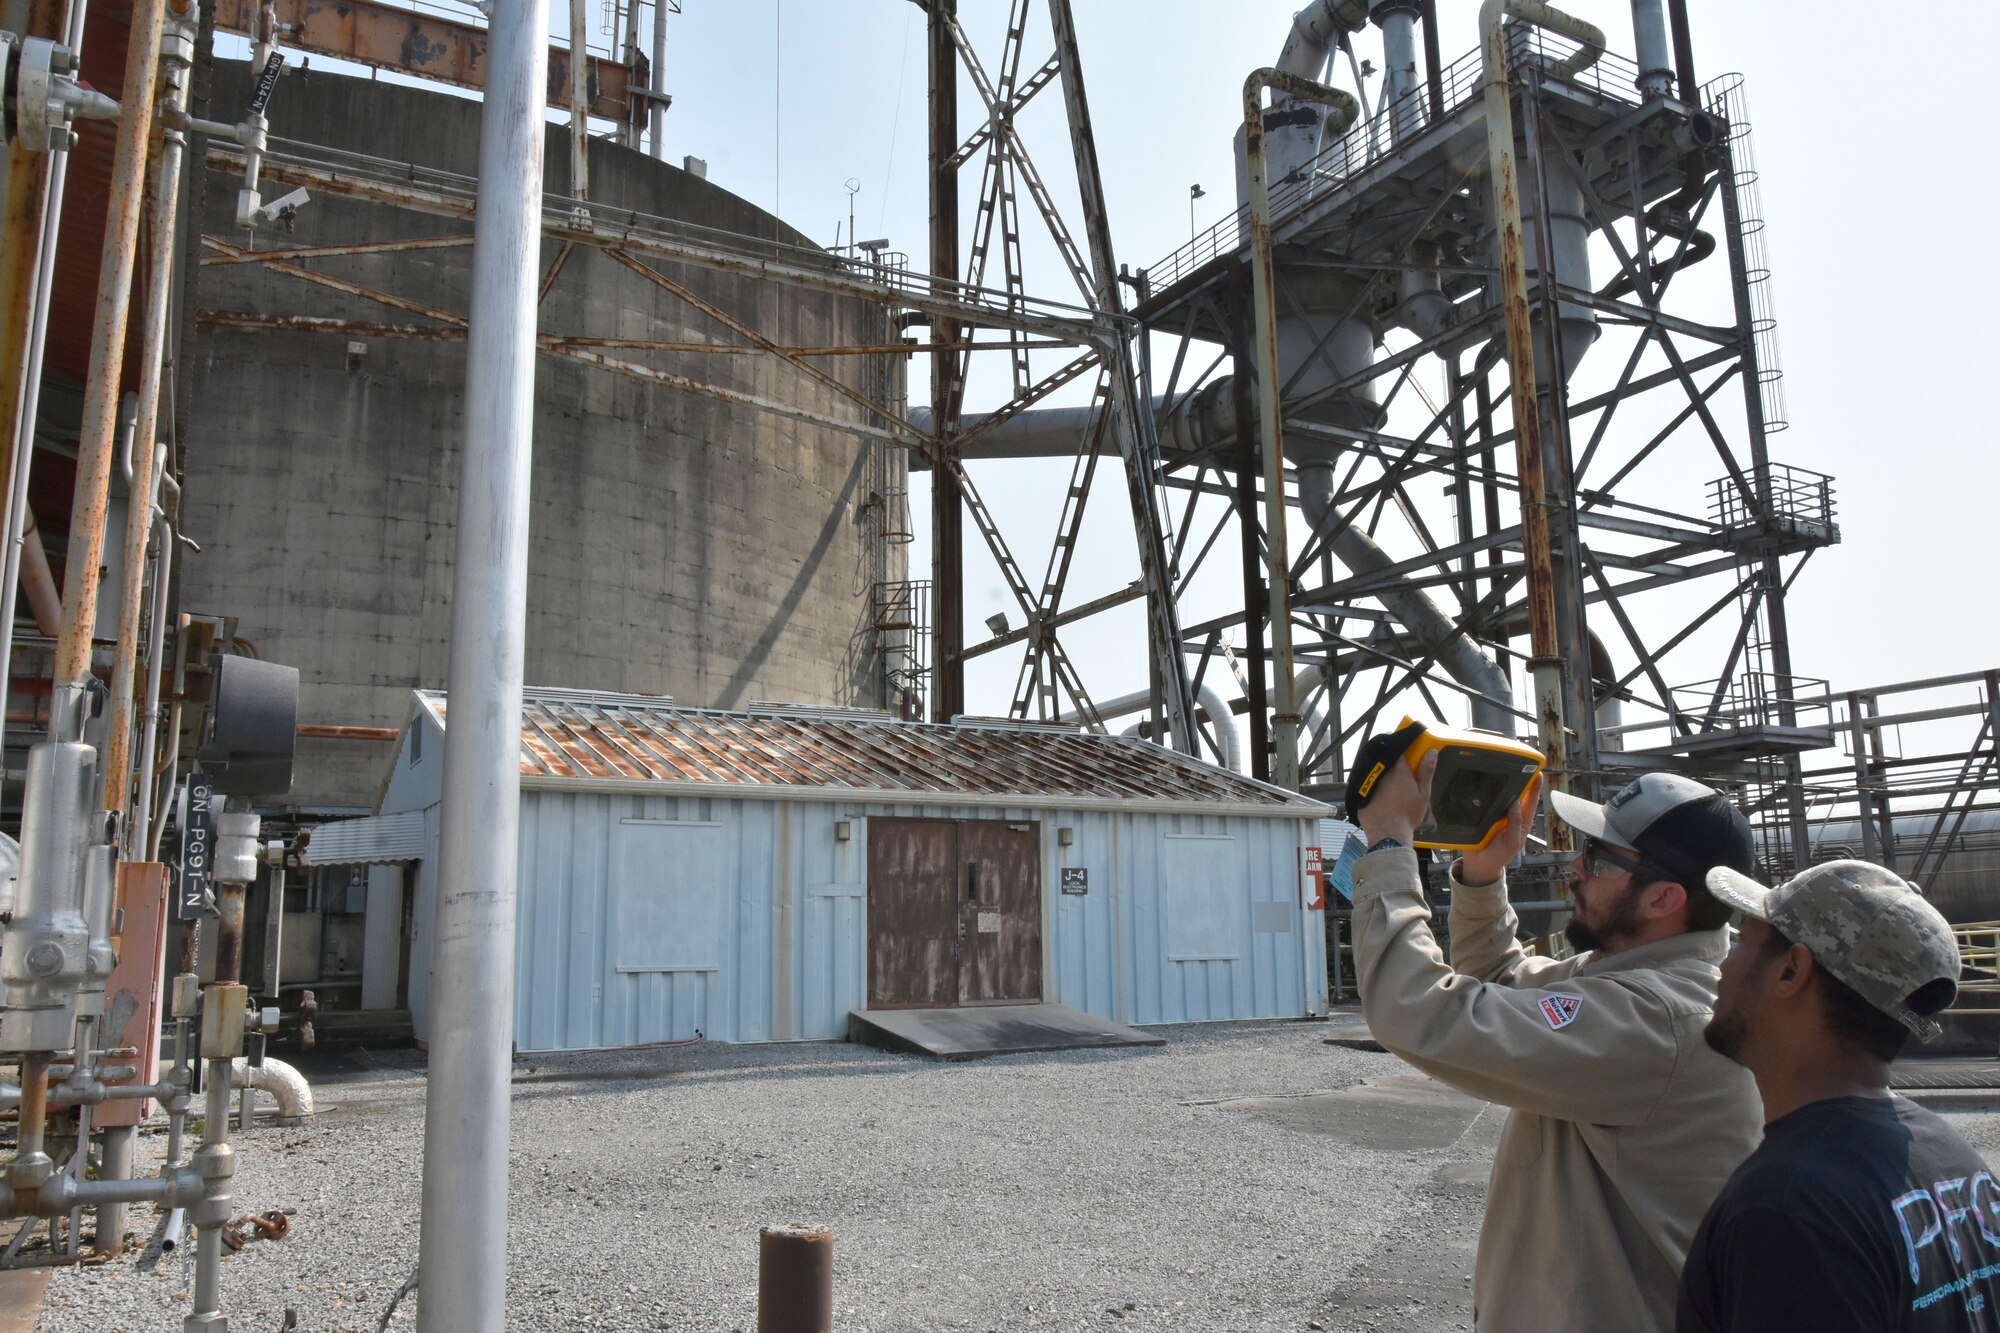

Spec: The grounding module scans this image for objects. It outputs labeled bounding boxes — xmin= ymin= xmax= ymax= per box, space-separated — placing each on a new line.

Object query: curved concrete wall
xmin=182 ymin=65 xmax=906 ymax=810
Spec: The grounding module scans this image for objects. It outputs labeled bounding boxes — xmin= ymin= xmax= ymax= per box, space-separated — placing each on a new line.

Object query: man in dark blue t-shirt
xmin=1678 ymin=859 xmax=1986 ymax=1332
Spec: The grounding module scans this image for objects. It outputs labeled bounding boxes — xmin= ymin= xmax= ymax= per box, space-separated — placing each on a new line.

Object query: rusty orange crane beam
xmin=212 ymin=0 xmax=649 ymax=127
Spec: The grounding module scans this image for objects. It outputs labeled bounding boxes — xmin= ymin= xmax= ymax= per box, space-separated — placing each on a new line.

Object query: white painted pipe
xmin=418 ymin=0 xmax=548 ymax=1324
xmin=1073 ymin=684 xmax=1242 ymax=772
xmin=228 ymin=1056 xmax=313 ymax=1124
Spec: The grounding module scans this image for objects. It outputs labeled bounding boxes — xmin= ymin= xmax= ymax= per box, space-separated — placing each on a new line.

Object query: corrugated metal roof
xmin=412 ymin=690 xmax=1325 ymax=814
xmin=302 ymin=811 xmax=429 ymax=865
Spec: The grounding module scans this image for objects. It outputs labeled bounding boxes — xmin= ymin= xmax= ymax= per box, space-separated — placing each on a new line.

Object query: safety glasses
xmin=1578 ymin=835 xmax=1661 ymax=882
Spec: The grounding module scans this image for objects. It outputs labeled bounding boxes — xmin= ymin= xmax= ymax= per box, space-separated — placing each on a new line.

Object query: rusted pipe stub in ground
xmin=758 ymin=1224 xmax=833 ymax=1333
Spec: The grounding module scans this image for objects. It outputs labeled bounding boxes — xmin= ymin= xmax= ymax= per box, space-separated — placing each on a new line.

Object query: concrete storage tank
xmin=181 ymin=64 xmax=908 ymax=811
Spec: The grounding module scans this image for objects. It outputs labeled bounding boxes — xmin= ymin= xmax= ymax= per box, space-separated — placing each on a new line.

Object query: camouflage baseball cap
xmin=1707 ymin=859 xmax=1961 ymax=1042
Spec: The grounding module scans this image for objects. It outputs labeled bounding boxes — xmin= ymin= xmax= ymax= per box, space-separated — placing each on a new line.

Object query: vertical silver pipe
xmin=1629 ymin=0 xmax=1672 ymax=99
xmin=1378 ymin=3 xmax=1422 ymax=141
xmin=130 ymin=508 xmax=173 ymax=857
xmin=95 ymin=1123 xmax=134 ymax=1256
xmin=415 ymin=0 xmax=546 ymax=1324
xmin=648 ymin=0 xmax=668 ymax=160
xmin=1243 ymin=73 xmax=1298 ymax=791
xmin=187 ymin=1070 xmax=229 ymax=1322
xmin=0 ymin=0 xmax=93 ymax=758
xmin=567 ymin=0 xmax=589 ymax=200
xmin=618 ymin=0 xmax=641 ymax=149
xmin=1241 ymin=69 xmax=1355 ymax=789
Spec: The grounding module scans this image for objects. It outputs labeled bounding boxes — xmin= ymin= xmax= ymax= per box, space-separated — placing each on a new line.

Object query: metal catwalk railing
xmin=1144 ymin=28 xmax=1646 ymax=292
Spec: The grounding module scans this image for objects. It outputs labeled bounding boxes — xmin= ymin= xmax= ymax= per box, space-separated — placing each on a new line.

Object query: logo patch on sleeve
xmin=1539 ymin=994 xmax=1584 ymax=1030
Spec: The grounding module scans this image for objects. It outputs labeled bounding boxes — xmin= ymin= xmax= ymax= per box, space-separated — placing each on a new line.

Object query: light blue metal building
xmin=307 ymin=688 xmax=1330 ymax=1051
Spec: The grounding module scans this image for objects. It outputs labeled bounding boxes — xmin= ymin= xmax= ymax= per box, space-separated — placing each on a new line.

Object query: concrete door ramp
xmin=848 ymin=1003 xmax=1165 ymax=1061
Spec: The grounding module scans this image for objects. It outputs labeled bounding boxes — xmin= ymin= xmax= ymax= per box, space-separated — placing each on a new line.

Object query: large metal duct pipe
xmin=1373 ymin=0 xmax=1425 ymax=141
xmin=1629 ymin=0 xmax=1673 ymax=100
xmin=1293 ymin=467 xmax=1516 ymax=734
xmin=1498 ymin=141 xmax=1600 ymax=386
xmin=1233 ymin=1 xmax=1370 ymax=204
xmin=1074 ymin=683 xmax=1242 ymax=772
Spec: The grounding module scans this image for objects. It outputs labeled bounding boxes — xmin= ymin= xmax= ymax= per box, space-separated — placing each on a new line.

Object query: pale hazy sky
xmin=645 ymin=0 xmax=1996 ymax=724
xmin=241 ymin=1 xmax=1999 ymax=732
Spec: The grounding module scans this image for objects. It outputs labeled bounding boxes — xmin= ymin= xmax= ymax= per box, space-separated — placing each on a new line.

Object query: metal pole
xmin=0 ymin=0 xmax=93 ymax=758
xmin=0 ymin=0 xmax=63 ymax=605
xmin=1241 ymin=68 xmax=1356 ymax=791
xmin=927 ymin=0 xmax=963 ymax=723
xmin=104 ymin=12 xmax=194 ymax=821
xmin=1047 ymin=0 xmax=1196 ymax=754
xmin=647 ymin=0 xmax=669 ymax=160
xmin=757 ymin=1224 xmax=833 ymax=1333
xmin=568 ymin=0 xmax=589 ymax=200
xmin=618 ymin=0 xmax=641 ymax=150
xmin=1476 ymin=0 xmax=1603 ymax=832
xmin=55 ymin=0 xmax=170 ymax=689
xmin=1227 ymin=290 xmax=1270 ymax=784
xmin=415 ymin=0 xmax=547 ymax=1322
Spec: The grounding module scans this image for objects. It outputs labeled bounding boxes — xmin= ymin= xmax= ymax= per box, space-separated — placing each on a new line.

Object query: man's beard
xmin=1565 ymin=880 xmax=1647 ymax=953
xmin=1703 ymin=1006 xmax=1751 ymax=1062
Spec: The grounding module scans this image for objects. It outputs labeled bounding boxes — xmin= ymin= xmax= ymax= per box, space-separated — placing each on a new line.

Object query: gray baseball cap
xmin=1550 ymin=773 xmax=1758 ymax=888
xmin=1707 ymin=859 xmax=1961 ymax=1042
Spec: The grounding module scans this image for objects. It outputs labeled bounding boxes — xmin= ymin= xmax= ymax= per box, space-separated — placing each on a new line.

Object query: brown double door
xmin=866 ymin=817 xmax=1042 ymax=1009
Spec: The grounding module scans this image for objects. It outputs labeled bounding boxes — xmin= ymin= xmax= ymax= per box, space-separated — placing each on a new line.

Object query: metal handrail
xmin=1145 ymin=28 xmax=1646 ymax=292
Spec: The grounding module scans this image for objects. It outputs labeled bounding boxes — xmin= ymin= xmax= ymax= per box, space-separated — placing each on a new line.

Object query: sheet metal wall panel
xmin=408 ymin=806 xmax=441 ymax=1037
xmin=791 ymin=801 xmax=867 ymax=1041
xmin=412 ymin=788 xmax=1324 ymax=1048
xmin=1047 ymin=809 xmax=1117 ymax=1021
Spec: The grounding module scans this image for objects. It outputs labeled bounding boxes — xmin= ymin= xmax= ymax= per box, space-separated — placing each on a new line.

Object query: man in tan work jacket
xmin=1350 ymin=751 xmax=1765 ymax=1333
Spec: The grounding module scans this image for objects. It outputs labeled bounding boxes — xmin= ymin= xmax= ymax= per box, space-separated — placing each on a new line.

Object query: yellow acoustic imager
xmin=1392 ymin=716 xmax=1546 ymax=852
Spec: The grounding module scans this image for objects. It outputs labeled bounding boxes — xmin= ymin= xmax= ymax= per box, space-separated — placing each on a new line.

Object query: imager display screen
xmin=1420 ymin=747 xmax=1540 ymax=847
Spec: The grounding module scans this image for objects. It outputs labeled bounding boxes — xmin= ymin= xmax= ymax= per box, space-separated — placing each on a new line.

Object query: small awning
xmin=303 ymin=811 xmax=427 ymax=866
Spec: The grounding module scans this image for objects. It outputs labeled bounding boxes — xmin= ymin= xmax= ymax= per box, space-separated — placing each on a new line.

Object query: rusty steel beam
xmin=211 ymin=0 xmax=648 ymax=125
xmin=198 ymin=234 xmax=476 ymax=266
xmin=537 ymin=241 xmax=576 ymax=304
xmin=604 ymin=247 xmax=936 ymax=447
xmin=193 ymin=308 xmax=968 ymax=357
xmin=194 ymin=308 xmax=918 ymax=442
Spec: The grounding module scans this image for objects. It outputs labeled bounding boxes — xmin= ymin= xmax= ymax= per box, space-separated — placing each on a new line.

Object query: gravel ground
xmin=35 ymin=1019 xmax=1498 ymax=1333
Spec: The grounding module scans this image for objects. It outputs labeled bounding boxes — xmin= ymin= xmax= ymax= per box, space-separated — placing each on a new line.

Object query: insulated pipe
xmin=228 ymin=1054 xmax=314 ymax=1124
xmin=417 ymin=0 xmax=548 ymax=1326
xmin=17 ymin=507 xmax=60 ymax=635
xmin=104 ymin=18 xmax=193 ymax=818
xmin=1478 ymin=0 xmax=1602 ymax=834
xmin=1247 ymin=68 xmax=1362 ymax=792
xmin=1075 ymin=684 xmax=1242 ymax=772
xmin=1278 ymin=0 xmax=1370 ymax=78
xmin=1629 ymin=0 xmax=1672 ymax=99
xmin=1295 ymin=468 xmax=1516 ymax=734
